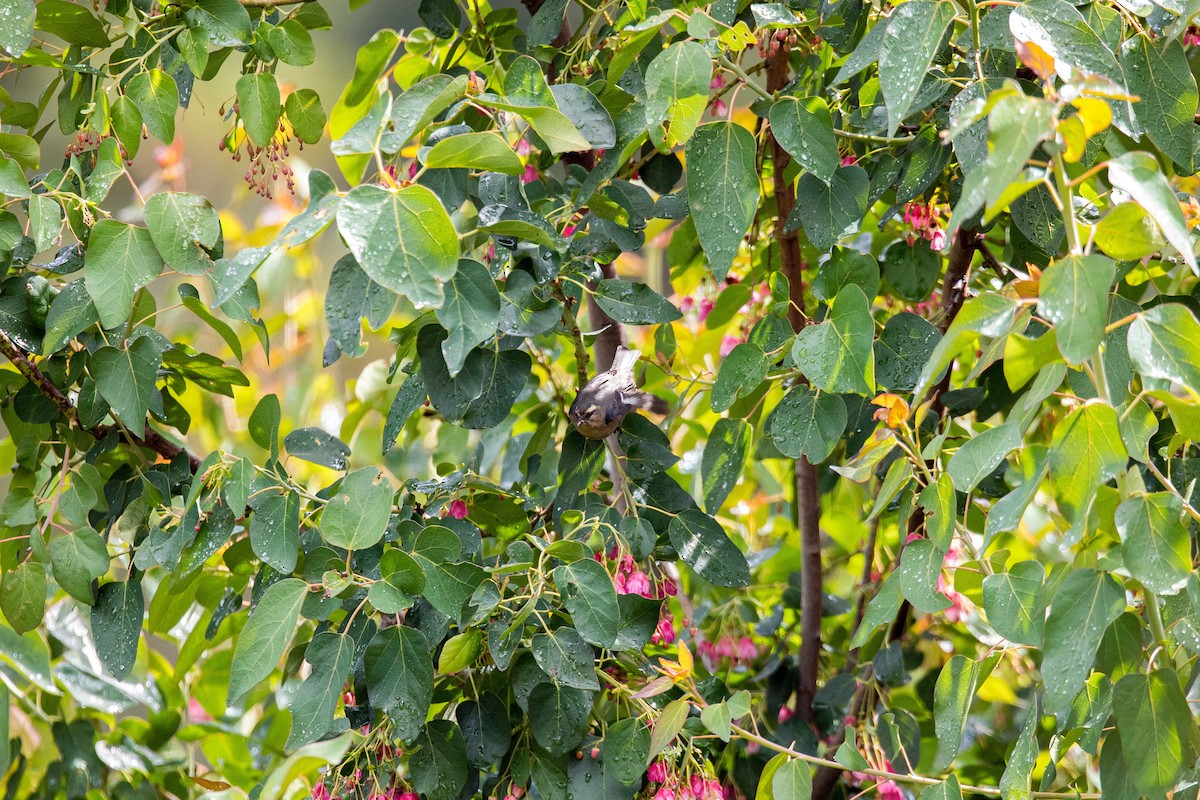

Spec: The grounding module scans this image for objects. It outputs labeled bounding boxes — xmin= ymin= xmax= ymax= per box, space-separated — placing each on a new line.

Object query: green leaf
xmin=850 ymin=571 xmax=903 ymax=648
xmin=1037 ymin=255 xmax=1114 ymax=366
xmin=918 ymin=474 xmax=955 ymax=550
xmin=91 ymin=338 xmax=163 ymax=426
xmin=320 ymin=467 xmax=393 ymax=551
xmin=1119 ymin=37 xmax=1197 ymax=171
xmin=593 ymin=279 xmax=682 ymax=325
xmin=711 ymin=343 xmax=767 ymax=413
xmin=90 ymin=577 xmax=144 ymax=680
xmin=1127 ymin=304 xmax=1200 ymax=394
xmin=982 ymin=561 xmax=1045 ymax=646
xmin=701 ymin=418 xmax=751 ymax=513
xmin=285 ymin=88 xmax=326 ymax=145
xmin=228 ymin=577 xmax=307 ymax=703
xmin=439 ymin=630 xmax=482 ymax=673
xmin=1093 ymin=203 xmax=1163 ymax=261
xmin=999 ymin=703 xmax=1039 ymax=800
xmin=411 ymin=720 xmax=469 ymax=800
xmin=791 ymin=284 xmax=875 ymax=395
xmin=532 ymin=627 xmax=599 ymax=690
xmin=920 ymin=776 xmax=962 ymax=800
xmin=528 ymin=0 xmax=567 ymax=46
xmin=144 ymin=192 xmax=220 ymax=276
xmin=424 ymin=132 xmax=523 ymax=175
xmin=0 ymin=0 xmax=35 ymax=57
xmin=882 ymin=241 xmax=940 ymax=303
xmin=286 ymin=632 xmax=353 ymax=749
xmin=49 ymin=527 xmax=108 ymax=605
xmin=602 ymin=718 xmax=651 ymax=785
xmin=897 ymin=538 xmax=951 ymax=613
xmin=325 ymin=253 xmax=394 ymax=358
xmin=879 ymin=0 xmax=956 ymax=135
xmin=364 ymin=625 xmax=433 ymax=741
xmin=284 ymin=427 xmax=351 ymax=470
xmin=912 ymin=292 xmax=1019 ymax=403
xmin=668 ymin=509 xmax=750 ymax=588
xmin=645 ymin=41 xmax=712 ymax=151
xmin=125 ymin=69 xmax=179 ymax=143
xmin=812 ymin=248 xmax=879 ymax=303
xmin=184 ymin=0 xmax=252 ymax=47
xmin=1048 ymin=402 xmax=1127 ymax=525
xmin=767 ymin=387 xmax=846 ymax=463
xmin=528 ymin=682 xmax=593 ymax=756
xmin=1 ymin=561 xmax=45 ymax=634
xmin=790 ymin=165 xmax=869 ymax=253
xmin=1042 ymin=568 xmax=1125 ymax=715
xmin=551 ymin=83 xmax=616 ymax=149
xmin=1108 ymin=151 xmax=1197 ymax=274
xmin=250 ymin=393 xmax=281 ymax=456
xmin=258 ymin=735 xmax=353 ymax=800
xmin=250 ymin=487 xmax=299 ymax=574
xmin=83 ymin=220 xmax=164 ymax=329
xmin=554 ymin=559 xmax=620 ymax=649
xmin=755 ymin=753 xmax=789 ymax=800
xmin=933 ymin=656 xmax=977 ymax=770
xmin=772 ymin=757 xmax=812 ymax=800
xmin=42 ymin=279 xmax=97 ymax=357
xmin=433 ymin=260 xmax=500 ymax=376
xmin=947 ymin=422 xmax=1020 ymax=493
xmin=649 ymin=698 xmax=689 ymax=761
xmin=686 ymin=121 xmax=759 ymax=281
xmin=267 ymin=19 xmax=316 ymax=67
xmin=383 ymin=371 xmax=427 ymax=454
xmin=701 ymin=702 xmax=732 ymax=742
xmin=237 ymin=73 xmax=282 ymax=148
xmin=769 ymin=96 xmax=839 ymax=184
xmin=336 ymin=184 xmax=458 ymax=308
xmin=1116 ymin=492 xmax=1190 ymax=595
xmin=1112 ymin=670 xmax=1193 ymax=798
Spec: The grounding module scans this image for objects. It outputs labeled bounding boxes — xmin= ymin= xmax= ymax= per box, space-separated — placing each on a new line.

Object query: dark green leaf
xmin=83 ymin=220 xmax=164 ymax=329
xmin=125 ymin=69 xmax=179 ymax=143
xmin=90 ymin=577 xmax=144 ymax=680
xmin=790 ymin=166 xmax=869 ymax=253
xmin=701 ymin=418 xmax=751 ymax=513
xmin=982 ymin=561 xmax=1045 ymax=646
xmin=767 ymin=387 xmax=846 ymax=463
xmin=769 ymin=96 xmax=839 ymax=184
xmin=791 ymin=284 xmax=875 ymax=395
xmin=227 ymin=577 xmax=307 ymax=703
xmin=711 ymin=343 xmax=767 ymax=413
xmin=686 ymin=121 xmax=759 ymax=281
xmin=532 ymin=627 xmax=599 ymax=690
xmin=879 ymin=0 xmax=955 ymax=135
xmin=410 ymin=720 xmax=469 ymax=800
xmin=667 ymin=510 xmax=750 ymax=588
xmin=286 ymin=632 xmax=353 ymax=749
xmin=1042 ymin=569 xmax=1125 ymax=715
xmin=91 ymin=338 xmax=163 ymax=426
xmin=593 ymin=279 xmax=682 ymax=325
xmin=1 ymin=561 xmax=45 ymax=634
xmin=364 ymin=625 xmax=433 ymax=741
xmin=435 ymin=259 xmax=500 ymax=377
xmin=284 ymin=427 xmax=351 ymax=470
xmin=1112 ymin=670 xmax=1193 ymax=798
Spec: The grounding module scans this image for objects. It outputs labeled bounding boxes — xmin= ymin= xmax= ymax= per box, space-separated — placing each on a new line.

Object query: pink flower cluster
xmin=645 ymin=762 xmax=733 ymax=800
xmin=445 ymin=499 xmax=468 ymax=519
xmin=651 ymin=614 xmax=677 ymax=646
xmin=1186 ymin=25 xmax=1200 ymax=46
xmin=697 ymin=635 xmax=759 ymax=665
xmin=598 ymin=549 xmax=677 ymax=599
xmin=902 ymin=202 xmax=947 ymax=251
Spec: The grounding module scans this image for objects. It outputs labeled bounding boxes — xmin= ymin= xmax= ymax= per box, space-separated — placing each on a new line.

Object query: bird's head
xmin=569 ymin=402 xmax=613 ymax=439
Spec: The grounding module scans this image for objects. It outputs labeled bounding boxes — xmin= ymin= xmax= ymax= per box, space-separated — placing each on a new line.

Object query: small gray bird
xmin=569 ymin=346 xmax=669 ymax=439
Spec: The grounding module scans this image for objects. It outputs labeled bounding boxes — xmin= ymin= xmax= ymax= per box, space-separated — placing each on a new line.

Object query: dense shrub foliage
xmin=1 ymin=0 xmax=1200 ymax=798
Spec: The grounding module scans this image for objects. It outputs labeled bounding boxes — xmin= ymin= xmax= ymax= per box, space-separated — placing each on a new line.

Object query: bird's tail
xmin=630 ymin=391 xmax=670 ymax=415
xmin=611 ymin=346 xmax=641 ymax=375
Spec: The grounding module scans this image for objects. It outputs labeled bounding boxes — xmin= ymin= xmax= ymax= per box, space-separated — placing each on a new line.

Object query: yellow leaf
xmin=871 ymin=394 xmax=910 ymax=429
xmin=1073 ymin=97 xmax=1112 ymax=138
xmin=1014 ymin=38 xmax=1056 ymax=81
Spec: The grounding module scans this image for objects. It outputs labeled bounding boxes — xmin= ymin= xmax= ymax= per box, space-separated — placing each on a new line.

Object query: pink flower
xmin=778 ymin=705 xmax=794 ymax=723
xmin=625 ymin=571 xmax=652 ymax=596
xmin=691 ymin=775 xmax=706 ymax=797
xmin=522 ymin=164 xmax=538 ymax=184
xmin=680 ymin=296 xmax=695 ymax=313
xmin=408 ymin=160 xmax=419 ymax=179
xmin=697 ymin=298 xmax=714 ymax=323
xmin=928 ymin=228 xmax=947 ymax=251
xmin=648 ymin=761 xmax=669 ymax=783
xmin=710 ymin=74 xmax=727 ymax=91
xmin=654 ymin=789 xmax=677 ymax=800
xmin=399 ymin=794 xmax=419 ymax=800
xmin=312 ymin=784 xmax=331 ymax=800
xmin=905 ymin=532 xmax=924 ymax=545
xmin=711 ymin=98 xmax=728 ymax=117
xmin=841 ymin=154 xmax=858 ymax=166
xmin=447 ymin=499 xmax=468 ymax=519
xmin=656 ymin=617 xmax=676 ymax=644
xmin=879 ymin=781 xmax=903 ymax=800
xmin=720 ymin=335 xmax=743 ymax=357
xmin=736 ymin=636 xmax=758 ymax=660
xmin=187 ymin=696 xmax=212 ymax=723
xmin=563 ymin=225 xmax=576 ymax=237
xmin=621 ymin=554 xmax=635 ymax=574
xmin=516 ymin=138 xmax=532 ymax=156
xmin=715 ymin=637 xmax=736 ymax=659
xmin=613 ymin=572 xmax=627 ymax=594
xmin=661 ymin=577 xmax=677 ymax=596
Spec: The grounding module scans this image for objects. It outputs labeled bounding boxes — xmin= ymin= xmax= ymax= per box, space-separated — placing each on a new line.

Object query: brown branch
xmin=764 ymin=43 xmax=824 ymax=726
xmin=0 ymin=331 xmax=201 ymax=473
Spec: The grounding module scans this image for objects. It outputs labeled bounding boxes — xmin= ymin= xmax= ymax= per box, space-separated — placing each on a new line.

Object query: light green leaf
xmin=686 ymin=121 xmax=759 ymax=281
xmin=711 ymin=343 xmax=767 ymax=413
xmin=1116 ymin=492 xmax=1190 ymax=595
xmin=532 ymin=627 xmax=598 ymax=690
xmin=645 ymin=41 xmax=712 ymax=151
xmin=1119 ymin=37 xmax=1197 ymax=170
xmin=91 ymin=338 xmax=163 ymax=426
xmin=1094 ymin=203 xmax=1162 ymax=261
xmin=49 ymin=527 xmax=109 ymax=605
xmin=933 ymin=656 xmax=977 ymax=770
xmin=1048 ymin=402 xmax=1127 ymax=525
xmin=791 ymin=284 xmax=875 ymax=395
xmin=42 ymin=279 xmax=97 ymax=356
xmin=772 ymin=758 xmax=812 ymax=800
xmin=0 ymin=0 xmax=35 ymax=57
xmin=982 ymin=560 xmax=1045 ymax=646
xmin=1108 ymin=151 xmax=1197 ymax=273
xmin=259 ymin=735 xmax=353 ymax=800
xmin=228 ymin=577 xmax=308 ymax=703
xmin=593 ymin=279 xmax=682 ymax=325
xmin=1038 ymin=255 xmax=1114 ymax=365
xmin=1112 ymin=670 xmax=1193 ymax=798
xmin=947 ymin=422 xmax=1021 ymax=494
xmin=701 ymin=418 xmax=751 ymax=513
xmin=424 ymin=132 xmax=524 ymax=175
xmin=237 ymin=73 xmax=282 ymax=148
xmin=1127 ymin=304 xmax=1200 ymax=394
xmin=999 ymin=702 xmax=1039 ymax=800
xmin=701 ymin=702 xmax=732 ymax=742
xmin=1 ymin=561 xmax=45 ymax=635
xmin=336 ymin=184 xmax=458 ymax=308
xmin=897 ymin=538 xmax=951 ymax=613
xmin=125 ymin=69 xmax=178 ymax=143
xmin=879 ymin=0 xmax=956 ymax=135
xmin=320 ymin=467 xmax=393 ymax=551
xmin=84 ymin=220 xmax=164 ymax=329
xmin=144 ymin=192 xmax=220 ymax=276
xmin=1042 ymin=568 xmax=1125 ymax=715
